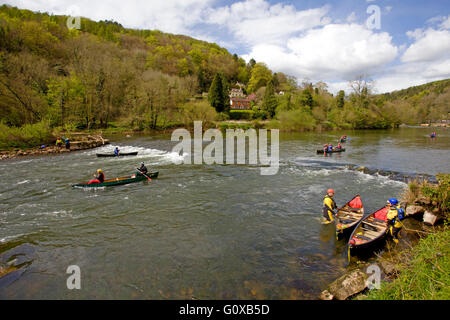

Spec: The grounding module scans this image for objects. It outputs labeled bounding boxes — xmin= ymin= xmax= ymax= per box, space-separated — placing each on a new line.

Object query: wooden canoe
xmin=316 ymin=148 xmax=345 ymax=154
xmin=348 ymin=206 xmax=388 ymax=254
xmin=72 ymin=171 xmax=158 ymax=188
xmin=96 ymin=151 xmax=138 ymax=157
xmin=335 ymin=195 xmax=364 ymax=240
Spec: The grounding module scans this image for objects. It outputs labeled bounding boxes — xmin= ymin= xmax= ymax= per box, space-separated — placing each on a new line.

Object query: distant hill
xmin=383 ymin=79 xmax=450 ymax=101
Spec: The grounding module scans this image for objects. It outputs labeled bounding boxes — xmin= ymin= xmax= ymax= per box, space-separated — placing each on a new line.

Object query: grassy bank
xmin=364 ymin=227 xmax=450 ymax=300
xmin=364 ymin=174 xmax=449 ymax=300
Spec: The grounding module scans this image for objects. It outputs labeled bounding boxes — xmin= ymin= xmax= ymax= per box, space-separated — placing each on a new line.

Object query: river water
xmin=0 ymin=127 xmax=448 ymax=299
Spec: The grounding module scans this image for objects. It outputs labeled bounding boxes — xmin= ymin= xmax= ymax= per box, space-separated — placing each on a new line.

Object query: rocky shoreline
xmin=0 ymin=133 xmax=109 ymax=160
xmin=320 ymin=194 xmax=445 ymax=300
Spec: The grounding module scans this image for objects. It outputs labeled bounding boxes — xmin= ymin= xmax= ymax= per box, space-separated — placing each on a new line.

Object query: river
xmin=0 ymin=127 xmax=448 ymax=299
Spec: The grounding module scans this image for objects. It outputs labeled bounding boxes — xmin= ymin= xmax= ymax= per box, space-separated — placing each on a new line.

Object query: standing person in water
xmin=323 ymin=189 xmax=337 ymax=222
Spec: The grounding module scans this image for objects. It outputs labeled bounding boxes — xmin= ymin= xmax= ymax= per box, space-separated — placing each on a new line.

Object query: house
xmin=230 ymin=97 xmax=251 ymax=110
xmin=229 ymin=88 xmax=244 ymax=98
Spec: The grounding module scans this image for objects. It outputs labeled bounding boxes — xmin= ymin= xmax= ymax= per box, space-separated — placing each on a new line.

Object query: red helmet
xmin=327 ymin=189 xmax=335 ymax=194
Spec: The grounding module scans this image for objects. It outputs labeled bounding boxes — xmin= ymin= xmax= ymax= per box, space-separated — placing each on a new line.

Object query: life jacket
xmin=323 ymin=195 xmax=337 ymax=211
xmin=395 ymin=206 xmax=405 ymax=220
xmin=387 ymin=206 xmax=403 ymax=228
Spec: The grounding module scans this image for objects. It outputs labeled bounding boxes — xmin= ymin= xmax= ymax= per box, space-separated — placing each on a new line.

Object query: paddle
xmin=136 ymin=168 xmax=152 ymax=181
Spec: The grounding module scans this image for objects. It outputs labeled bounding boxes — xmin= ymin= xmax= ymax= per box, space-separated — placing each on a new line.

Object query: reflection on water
xmin=0 ymin=127 xmax=448 ymax=299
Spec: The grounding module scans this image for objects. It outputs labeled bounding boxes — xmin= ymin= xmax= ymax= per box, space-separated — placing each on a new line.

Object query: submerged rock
xmin=327 ymin=269 xmax=368 ymax=300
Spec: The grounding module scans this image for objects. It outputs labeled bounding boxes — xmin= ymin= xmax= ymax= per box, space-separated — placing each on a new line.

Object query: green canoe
xmin=72 ymin=171 xmax=159 ymax=188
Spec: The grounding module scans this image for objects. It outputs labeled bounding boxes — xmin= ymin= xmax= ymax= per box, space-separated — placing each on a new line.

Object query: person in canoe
xmin=136 ymin=162 xmax=148 ymax=176
xmin=430 ymin=132 xmax=436 ymax=138
xmin=323 ymin=189 xmax=337 ymax=222
xmin=323 ymin=144 xmax=328 ymax=152
xmin=88 ymin=169 xmax=105 ymax=184
xmin=336 ymin=142 xmax=342 ymax=150
xmin=328 ymin=144 xmax=334 ymax=152
xmin=114 ymin=147 xmax=120 ymax=156
xmin=386 ymin=198 xmax=403 ymax=244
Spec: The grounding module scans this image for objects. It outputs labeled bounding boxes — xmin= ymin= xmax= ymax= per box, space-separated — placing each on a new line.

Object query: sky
xmin=1 ymin=0 xmax=449 ymax=93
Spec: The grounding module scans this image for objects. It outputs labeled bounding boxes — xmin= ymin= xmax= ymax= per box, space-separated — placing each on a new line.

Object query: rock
xmin=415 ymin=197 xmax=431 ymax=205
xmin=423 ymin=211 xmax=441 ymax=226
xmin=406 ymin=205 xmax=425 ymax=217
xmin=379 ymin=260 xmax=397 ymax=276
xmin=319 ymin=289 xmax=334 ymax=300
xmin=328 ymin=269 xmax=368 ymax=300
xmin=356 ymin=166 xmax=366 ymax=172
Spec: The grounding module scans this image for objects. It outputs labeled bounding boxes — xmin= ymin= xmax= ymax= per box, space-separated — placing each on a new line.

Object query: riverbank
xmin=321 ymin=174 xmax=449 ymax=300
xmin=0 ymin=133 xmax=110 ymax=160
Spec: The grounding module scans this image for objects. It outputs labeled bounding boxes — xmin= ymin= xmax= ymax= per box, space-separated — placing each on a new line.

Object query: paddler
xmin=323 ymin=189 xmax=337 ymax=222
xmin=88 ymin=169 xmax=105 ymax=184
xmin=386 ymin=198 xmax=403 ymax=244
xmin=136 ymin=162 xmax=148 ymax=176
xmin=114 ymin=147 xmax=120 ymax=156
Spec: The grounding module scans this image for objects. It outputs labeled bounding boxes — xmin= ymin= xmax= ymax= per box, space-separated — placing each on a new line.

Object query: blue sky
xmin=1 ymin=0 xmax=449 ymax=93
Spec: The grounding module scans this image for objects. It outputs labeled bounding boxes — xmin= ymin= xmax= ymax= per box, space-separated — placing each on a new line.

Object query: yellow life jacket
xmin=387 ymin=206 xmax=403 ymax=228
xmin=323 ymin=195 xmax=336 ymax=212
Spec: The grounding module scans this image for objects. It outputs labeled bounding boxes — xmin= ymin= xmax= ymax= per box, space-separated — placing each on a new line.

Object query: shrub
xmin=229 ymin=109 xmax=254 ymax=120
xmin=0 ymin=121 xmax=54 ymax=149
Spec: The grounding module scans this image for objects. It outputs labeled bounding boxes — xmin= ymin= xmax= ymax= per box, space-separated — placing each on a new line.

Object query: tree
xmin=247 ymin=62 xmax=272 ymax=93
xmin=262 ymin=79 xmax=277 ymax=118
xmin=300 ymin=89 xmax=314 ymax=109
xmin=208 ymin=72 xmax=229 ymax=113
xmin=337 ymin=90 xmax=345 ymax=108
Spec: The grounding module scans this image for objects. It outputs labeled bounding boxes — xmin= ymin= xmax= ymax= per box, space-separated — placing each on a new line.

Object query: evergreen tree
xmin=208 ymin=73 xmax=229 ymax=113
xmin=262 ymin=79 xmax=277 ymax=118
xmin=337 ymin=90 xmax=345 ymax=108
xmin=300 ymin=89 xmax=313 ymax=109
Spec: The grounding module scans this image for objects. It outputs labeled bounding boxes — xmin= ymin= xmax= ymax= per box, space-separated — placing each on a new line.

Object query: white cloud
xmin=440 ymin=15 xmax=450 ymax=29
xmin=3 ymin=0 xmax=214 ymax=34
xmin=402 ymin=28 xmax=450 ymax=63
xmin=243 ymin=23 xmax=398 ymax=82
xmin=205 ymin=0 xmax=330 ymax=46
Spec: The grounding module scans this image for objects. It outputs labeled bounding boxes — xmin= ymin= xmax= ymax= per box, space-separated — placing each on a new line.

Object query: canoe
xmin=316 ymin=148 xmax=346 ymax=154
xmin=348 ymin=206 xmax=388 ymax=255
xmin=335 ymin=195 xmax=364 ymax=240
xmin=96 ymin=151 xmax=139 ymax=157
xmin=72 ymin=171 xmax=159 ymax=188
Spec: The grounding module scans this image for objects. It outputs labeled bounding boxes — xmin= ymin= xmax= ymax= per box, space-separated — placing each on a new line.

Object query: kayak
xmin=316 ymin=148 xmax=345 ymax=154
xmin=335 ymin=195 xmax=364 ymax=240
xmin=96 ymin=152 xmax=138 ymax=157
xmin=72 ymin=171 xmax=159 ymax=188
xmin=348 ymin=206 xmax=388 ymax=255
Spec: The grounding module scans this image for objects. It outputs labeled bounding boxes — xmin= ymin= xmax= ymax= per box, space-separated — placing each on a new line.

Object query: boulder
xmin=423 ymin=211 xmax=441 ymax=226
xmin=328 ymin=269 xmax=368 ymax=300
xmin=319 ymin=289 xmax=334 ymax=300
xmin=406 ymin=205 xmax=424 ymax=217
